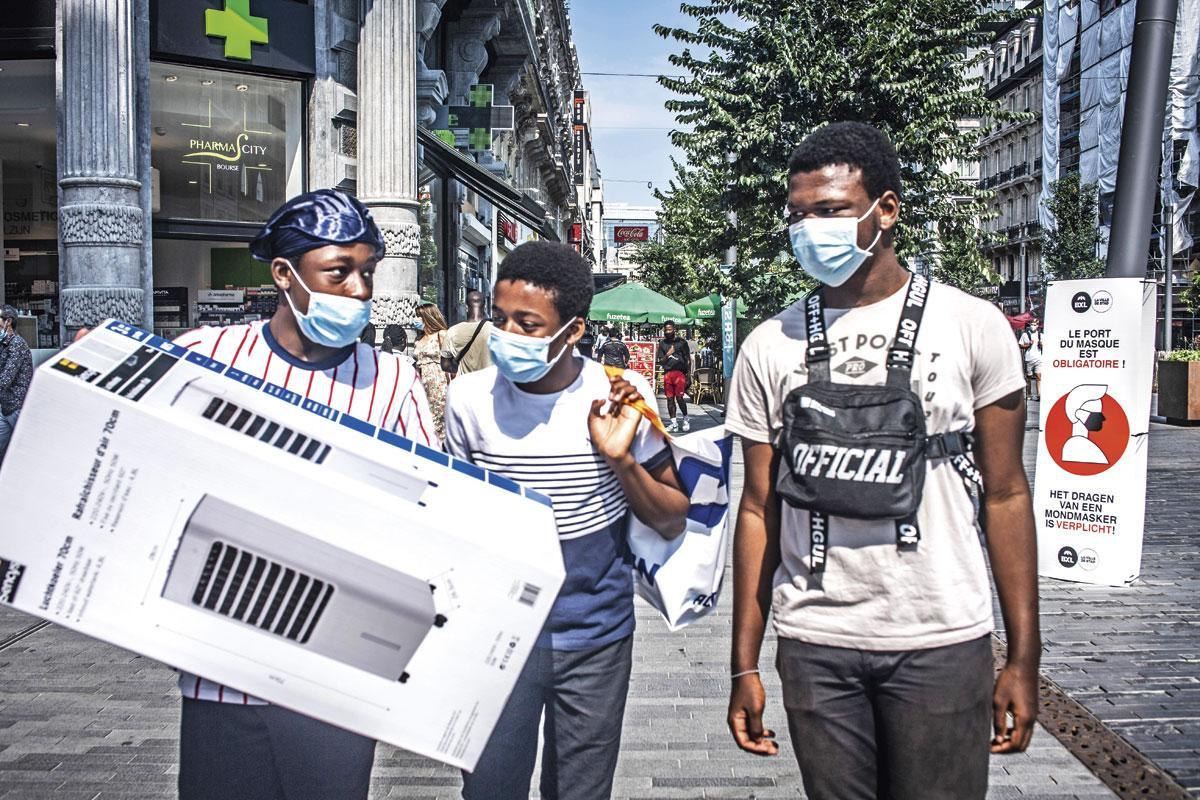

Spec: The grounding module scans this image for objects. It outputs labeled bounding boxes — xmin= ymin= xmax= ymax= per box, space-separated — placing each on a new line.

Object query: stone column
xmin=358 ymin=0 xmax=421 ymax=327
xmin=57 ymin=0 xmax=147 ymax=331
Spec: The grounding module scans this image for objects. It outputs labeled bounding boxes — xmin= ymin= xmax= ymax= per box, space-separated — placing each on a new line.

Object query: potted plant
xmin=1157 ymin=349 xmax=1200 ymax=424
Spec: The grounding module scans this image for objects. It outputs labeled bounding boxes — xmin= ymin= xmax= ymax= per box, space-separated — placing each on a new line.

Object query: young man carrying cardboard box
xmin=172 ymin=189 xmax=434 ymax=800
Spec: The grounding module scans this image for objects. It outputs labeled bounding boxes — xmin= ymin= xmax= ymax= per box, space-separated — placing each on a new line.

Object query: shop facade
xmin=148 ymin=0 xmax=313 ymax=338
xmin=1 ymin=0 xmax=315 ymax=346
xmin=1 ymin=0 xmax=592 ymax=347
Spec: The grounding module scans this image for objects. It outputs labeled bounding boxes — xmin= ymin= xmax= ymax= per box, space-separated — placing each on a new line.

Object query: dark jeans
xmin=179 ymin=698 xmax=376 ymax=800
xmin=777 ymin=635 xmax=993 ymax=800
xmin=462 ymin=635 xmax=633 ymax=800
xmin=0 ymin=409 xmax=18 ymax=465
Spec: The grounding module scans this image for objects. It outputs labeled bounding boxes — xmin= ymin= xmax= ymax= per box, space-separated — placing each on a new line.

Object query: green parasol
xmin=684 ymin=293 xmax=747 ymax=319
xmin=588 ymin=282 xmax=688 ymax=325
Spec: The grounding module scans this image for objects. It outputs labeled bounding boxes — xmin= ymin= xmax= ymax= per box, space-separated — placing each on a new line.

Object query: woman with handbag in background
xmin=413 ymin=302 xmax=451 ymax=443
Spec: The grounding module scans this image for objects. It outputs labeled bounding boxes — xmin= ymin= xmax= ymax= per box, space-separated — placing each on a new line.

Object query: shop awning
xmin=417 ymin=128 xmax=553 ymax=238
xmin=684 ymin=293 xmax=747 ymax=320
xmin=589 ymin=282 xmax=687 ymax=325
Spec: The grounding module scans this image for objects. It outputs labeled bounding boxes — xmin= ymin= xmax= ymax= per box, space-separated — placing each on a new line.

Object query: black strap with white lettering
xmin=803 ymin=291 xmax=831 ymax=383
xmin=885 ymin=274 xmax=930 ymax=389
xmin=809 ymin=510 xmax=828 ymax=574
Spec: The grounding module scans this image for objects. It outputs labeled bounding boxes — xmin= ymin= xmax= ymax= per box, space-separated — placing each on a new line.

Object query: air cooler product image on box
xmin=162 ymin=495 xmax=439 ymax=681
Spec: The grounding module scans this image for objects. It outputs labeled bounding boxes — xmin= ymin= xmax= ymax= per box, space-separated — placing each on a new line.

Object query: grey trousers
xmin=777 ymin=635 xmax=993 ymax=800
xmin=178 ymin=698 xmax=376 ymax=800
xmin=462 ymin=635 xmax=633 ymax=800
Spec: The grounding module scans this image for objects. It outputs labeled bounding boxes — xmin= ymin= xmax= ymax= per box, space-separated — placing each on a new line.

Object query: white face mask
xmin=487 ymin=318 xmax=575 ymax=384
xmin=282 ymin=263 xmax=372 ymax=348
xmin=788 ymin=198 xmax=883 ymax=287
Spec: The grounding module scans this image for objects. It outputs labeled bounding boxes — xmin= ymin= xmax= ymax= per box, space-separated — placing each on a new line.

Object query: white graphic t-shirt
xmin=725 ymin=278 xmax=1025 ymax=650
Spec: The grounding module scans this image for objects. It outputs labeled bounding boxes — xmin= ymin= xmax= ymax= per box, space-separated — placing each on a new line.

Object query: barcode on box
xmin=518 ymin=583 xmax=540 ymax=607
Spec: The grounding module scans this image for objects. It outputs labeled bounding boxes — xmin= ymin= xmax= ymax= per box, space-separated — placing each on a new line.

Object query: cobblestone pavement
xmin=2 ymin=399 xmax=1186 ymax=799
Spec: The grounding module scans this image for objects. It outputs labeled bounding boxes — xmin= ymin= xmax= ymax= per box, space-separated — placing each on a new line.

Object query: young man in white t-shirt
xmin=172 ymin=190 xmax=434 ymax=800
xmin=444 ymin=241 xmax=689 ymax=800
xmin=724 ymin=122 xmax=1040 ymax=799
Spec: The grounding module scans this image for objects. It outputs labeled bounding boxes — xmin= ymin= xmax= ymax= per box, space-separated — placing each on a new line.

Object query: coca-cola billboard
xmin=613 ymin=226 xmax=649 ymax=243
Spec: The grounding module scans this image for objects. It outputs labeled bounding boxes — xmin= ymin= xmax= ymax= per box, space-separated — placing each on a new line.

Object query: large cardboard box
xmin=0 ymin=320 xmax=564 ymax=770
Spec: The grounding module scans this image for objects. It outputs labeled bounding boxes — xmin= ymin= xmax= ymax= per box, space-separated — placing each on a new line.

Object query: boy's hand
xmin=990 ymin=662 xmax=1038 ymax=754
xmin=728 ymin=674 xmax=778 ymax=756
xmin=588 ymin=375 xmax=644 ymax=465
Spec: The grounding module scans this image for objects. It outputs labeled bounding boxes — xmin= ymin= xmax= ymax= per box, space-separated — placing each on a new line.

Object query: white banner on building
xmin=1034 ymin=278 xmax=1156 ymax=586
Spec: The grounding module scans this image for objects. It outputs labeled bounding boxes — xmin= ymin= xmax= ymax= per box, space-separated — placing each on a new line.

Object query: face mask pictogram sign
xmin=1033 ymin=279 xmax=1156 ymax=586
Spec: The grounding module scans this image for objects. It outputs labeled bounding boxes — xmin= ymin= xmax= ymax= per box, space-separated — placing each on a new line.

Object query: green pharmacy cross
xmin=433 ymin=85 xmax=515 ymax=153
xmin=205 ymin=0 xmax=269 ymax=61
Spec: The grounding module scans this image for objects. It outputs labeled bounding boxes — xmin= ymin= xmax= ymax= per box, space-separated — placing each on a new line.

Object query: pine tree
xmin=650 ymin=0 xmax=1019 ymax=315
xmin=1041 ymin=173 xmax=1106 ymax=281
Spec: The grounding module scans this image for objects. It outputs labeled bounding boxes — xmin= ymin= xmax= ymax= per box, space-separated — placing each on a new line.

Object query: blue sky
xmin=571 ymin=2 xmax=694 ymax=208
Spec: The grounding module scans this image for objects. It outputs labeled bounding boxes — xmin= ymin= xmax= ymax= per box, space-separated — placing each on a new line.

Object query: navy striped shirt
xmin=444 ymin=357 xmax=669 ymax=651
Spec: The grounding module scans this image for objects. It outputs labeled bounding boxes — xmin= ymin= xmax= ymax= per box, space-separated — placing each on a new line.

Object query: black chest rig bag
xmin=775 ymin=275 xmax=983 ymax=573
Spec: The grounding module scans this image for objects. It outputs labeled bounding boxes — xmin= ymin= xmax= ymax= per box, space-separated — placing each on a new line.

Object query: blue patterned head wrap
xmin=250 ymin=189 xmax=385 ymax=262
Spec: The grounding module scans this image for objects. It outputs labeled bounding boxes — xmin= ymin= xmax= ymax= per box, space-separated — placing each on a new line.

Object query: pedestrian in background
xmin=657 ymin=319 xmax=691 ymax=432
xmin=359 ymin=323 xmax=377 ymax=347
xmin=441 ymin=289 xmax=492 ymax=376
xmin=381 ymin=323 xmax=408 ymax=356
xmin=725 ymin=122 xmax=1039 ymax=800
xmin=171 ymin=189 xmax=434 ymax=800
xmin=577 ymin=322 xmax=597 ymax=359
xmin=413 ymin=302 xmax=451 ymax=443
xmin=1018 ymin=319 xmax=1043 ymax=401
xmin=594 ymin=325 xmax=609 ymax=357
xmin=0 ymin=305 xmax=33 ymax=465
xmin=598 ymin=326 xmax=630 ymax=368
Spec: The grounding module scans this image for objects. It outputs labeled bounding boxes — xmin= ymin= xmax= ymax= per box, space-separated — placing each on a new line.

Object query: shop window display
xmin=151 ymin=63 xmax=302 ymax=224
xmin=1 ymin=58 xmax=59 ymax=347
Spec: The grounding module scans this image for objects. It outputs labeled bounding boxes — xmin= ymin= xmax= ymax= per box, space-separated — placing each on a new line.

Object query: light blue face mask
xmin=788 ymin=197 xmax=882 ymax=287
xmin=282 ymin=262 xmax=372 ymax=348
xmin=413 ymin=319 xmax=425 ymax=333
xmin=488 ymin=318 xmax=575 ymax=384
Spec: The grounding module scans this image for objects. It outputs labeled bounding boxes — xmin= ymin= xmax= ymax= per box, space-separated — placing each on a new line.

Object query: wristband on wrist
xmin=731 ymin=668 xmax=759 ymax=680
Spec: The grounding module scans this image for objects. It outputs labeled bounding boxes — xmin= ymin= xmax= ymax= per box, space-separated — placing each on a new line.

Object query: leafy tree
xmin=648 ymin=0 xmax=1022 ymax=316
xmin=934 ymin=231 xmax=1001 ymax=295
xmin=1041 ymin=173 xmax=1105 ymax=281
xmin=1179 ymin=268 xmax=1200 ymax=317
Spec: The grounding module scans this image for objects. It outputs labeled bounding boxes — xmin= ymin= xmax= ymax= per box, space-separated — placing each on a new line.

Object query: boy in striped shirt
xmin=445 ymin=242 xmax=690 ymax=800
xmin=174 ymin=190 xmax=433 ymax=800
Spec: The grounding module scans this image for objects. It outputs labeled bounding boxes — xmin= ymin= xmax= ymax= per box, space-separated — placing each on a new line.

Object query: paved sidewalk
xmin=0 ymin=401 xmax=1119 ymax=799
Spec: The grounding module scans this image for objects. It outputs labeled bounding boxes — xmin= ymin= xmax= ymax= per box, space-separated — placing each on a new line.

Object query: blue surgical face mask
xmin=488 ymin=318 xmax=576 ymax=384
xmin=413 ymin=320 xmax=425 ymax=333
xmin=281 ymin=262 xmax=372 ymax=348
xmin=788 ymin=198 xmax=883 ymax=287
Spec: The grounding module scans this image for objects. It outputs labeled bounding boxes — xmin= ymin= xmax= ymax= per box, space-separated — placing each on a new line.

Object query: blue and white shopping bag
xmin=628 ymin=427 xmax=733 ymax=631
